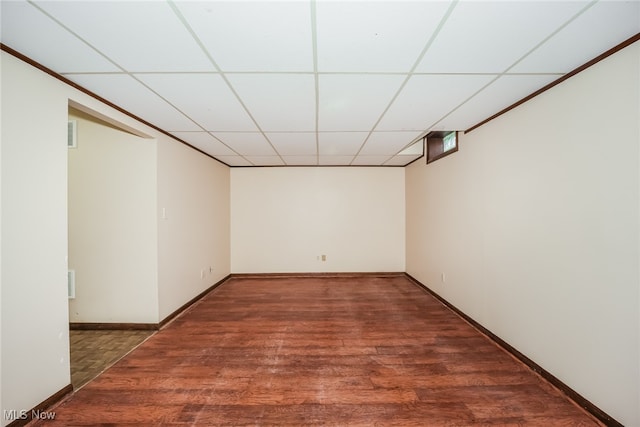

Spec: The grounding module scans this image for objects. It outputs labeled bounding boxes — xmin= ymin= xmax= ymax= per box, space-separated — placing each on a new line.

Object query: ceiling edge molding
xmin=464 ymin=32 xmax=640 ymax=134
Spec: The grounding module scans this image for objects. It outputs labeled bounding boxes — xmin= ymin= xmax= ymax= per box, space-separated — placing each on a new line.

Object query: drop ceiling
xmin=1 ymin=0 xmax=638 ymax=167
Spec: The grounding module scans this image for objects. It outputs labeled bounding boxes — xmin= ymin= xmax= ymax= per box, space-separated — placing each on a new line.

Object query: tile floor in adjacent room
xmin=69 ymin=329 xmax=154 ymax=389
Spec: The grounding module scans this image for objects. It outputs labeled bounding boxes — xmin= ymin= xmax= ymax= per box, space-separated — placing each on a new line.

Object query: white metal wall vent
xmin=67 ymin=120 xmax=77 ymax=148
xmin=68 ymin=269 xmax=76 ymax=299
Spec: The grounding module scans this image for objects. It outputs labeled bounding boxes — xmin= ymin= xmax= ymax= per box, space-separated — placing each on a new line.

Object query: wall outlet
xmin=441 ymin=272 xmax=446 ymax=283
xmin=321 ymin=255 xmax=327 ymax=261
xmin=200 ymin=269 xmax=205 ymax=279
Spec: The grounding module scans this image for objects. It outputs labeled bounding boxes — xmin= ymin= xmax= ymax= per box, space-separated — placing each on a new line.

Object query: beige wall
xmin=231 ymin=167 xmax=405 ymax=273
xmin=1 ymin=52 xmax=70 ymax=425
xmin=68 ymin=109 xmax=231 ymax=325
xmin=157 ymin=138 xmax=230 ymax=321
xmin=0 ymin=48 xmax=4 ymax=416
xmin=0 ymin=51 xmax=231 ymax=423
xmin=406 ymin=42 xmax=640 ymax=426
xmin=68 ymin=110 xmax=158 ymax=323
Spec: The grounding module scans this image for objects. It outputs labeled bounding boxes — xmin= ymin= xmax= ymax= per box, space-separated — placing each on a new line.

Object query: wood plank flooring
xmin=35 ymin=276 xmax=602 ymax=426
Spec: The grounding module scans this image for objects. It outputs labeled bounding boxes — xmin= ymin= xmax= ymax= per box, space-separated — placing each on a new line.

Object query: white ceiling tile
xmin=436 ymin=74 xmax=559 ymax=131
xmin=318 ymin=132 xmax=368 ymax=156
xmin=136 ymin=73 xmax=257 ymax=131
xmin=399 ymin=140 xmax=424 ymax=156
xmin=266 ymin=133 xmax=317 ymax=156
xmin=68 ymin=74 xmax=200 ymax=131
xmin=318 ymin=74 xmax=405 ymax=131
xmin=215 ymin=156 xmax=253 ymax=167
xmin=385 ymin=155 xmax=422 ymax=166
xmin=282 ymin=156 xmax=318 ymax=166
xmin=33 ymin=1 xmax=213 ymax=72
xmin=244 ymin=156 xmax=285 ymax=166
xmin=3 ymin=0 xmax=634 ymax=168
xmin=226 ymin=74 xmax=315 ymax=131
xmin=212 ymin=132 xmax=276 ymax=156
xmin=416 ymin=1 xmax=590 ymax=73
xmin=316 ymin=1 xmax=450 ymax=72
xmin=0 ymin=1 xmax=120 ymax=73
xmin=170 ymin=132 xmax=237 ymax=156
xmin=319 ymin=156 xmax=354 ymax=166
xmin=351 ymin=155 xmax=392 ymax=166
xmin=511 ymin=1 xmax=640 ymax=73
xmin=360 ymin=131 xmax=424 ymax=156
xmin=377 ymin=74 xmax=496 ymax=131
xmin=174 ymin=1 xmax=313 ymax=72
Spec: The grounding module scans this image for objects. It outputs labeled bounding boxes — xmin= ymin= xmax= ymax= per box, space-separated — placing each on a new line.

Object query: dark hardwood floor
xmin=35 ymin=276 xmax=602 ymax=426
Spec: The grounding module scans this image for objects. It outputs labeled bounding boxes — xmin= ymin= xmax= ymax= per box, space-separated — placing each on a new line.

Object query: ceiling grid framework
xmin=1 ymin=0 xmax=638 ymax=167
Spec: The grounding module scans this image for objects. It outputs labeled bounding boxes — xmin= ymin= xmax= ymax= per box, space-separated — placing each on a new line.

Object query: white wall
xmin=406 ymin=42 xmax=640 ymax=426
xmin=67 ymin=110 xmax=232 ymax=325
xmin=1 ymin=52 xmax=70 ymax=425
xmin=0 ymin=51 xmax=231 ymax=424
xmin=637 ymin=41 xmax=640 ymax=421
xmin=157 ymin=138 xmax=230 ymax=321
xmin=231 ymin=167 xmax=405 ymax=273
xmin=68 ymin=110 xmax=158 ymax=324
xmin=0 ymin=48 xmax=4 ymax=417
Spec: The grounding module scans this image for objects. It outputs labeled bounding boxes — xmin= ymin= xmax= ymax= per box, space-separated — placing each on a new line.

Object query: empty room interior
xmin=1 ymin=1 xmax=639 ymax=426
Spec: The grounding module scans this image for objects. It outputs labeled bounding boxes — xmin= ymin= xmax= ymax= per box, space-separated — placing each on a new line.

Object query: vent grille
xmin=67 ymin=120 xmax=77 ymax=148
xmin=68 ymin=270 xmax=75 ymax=299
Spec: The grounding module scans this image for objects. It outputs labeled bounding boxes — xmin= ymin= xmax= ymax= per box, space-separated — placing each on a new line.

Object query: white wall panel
xmin=406 ymin=42 xmax=640 ymax=426
xmin=68 ymin=110 xmax=158 ymax=324
xmin=1 ymin=52 xmax=71 ymax=426
xmin=157 ymin=136 xmax=230 ymax=321
xmin=231 ymin=167 xmax=405 ymax=273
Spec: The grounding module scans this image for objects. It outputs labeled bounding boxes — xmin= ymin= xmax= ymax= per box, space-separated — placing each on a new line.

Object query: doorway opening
xmin=67 ymin=102 xmax=155 ymax=390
